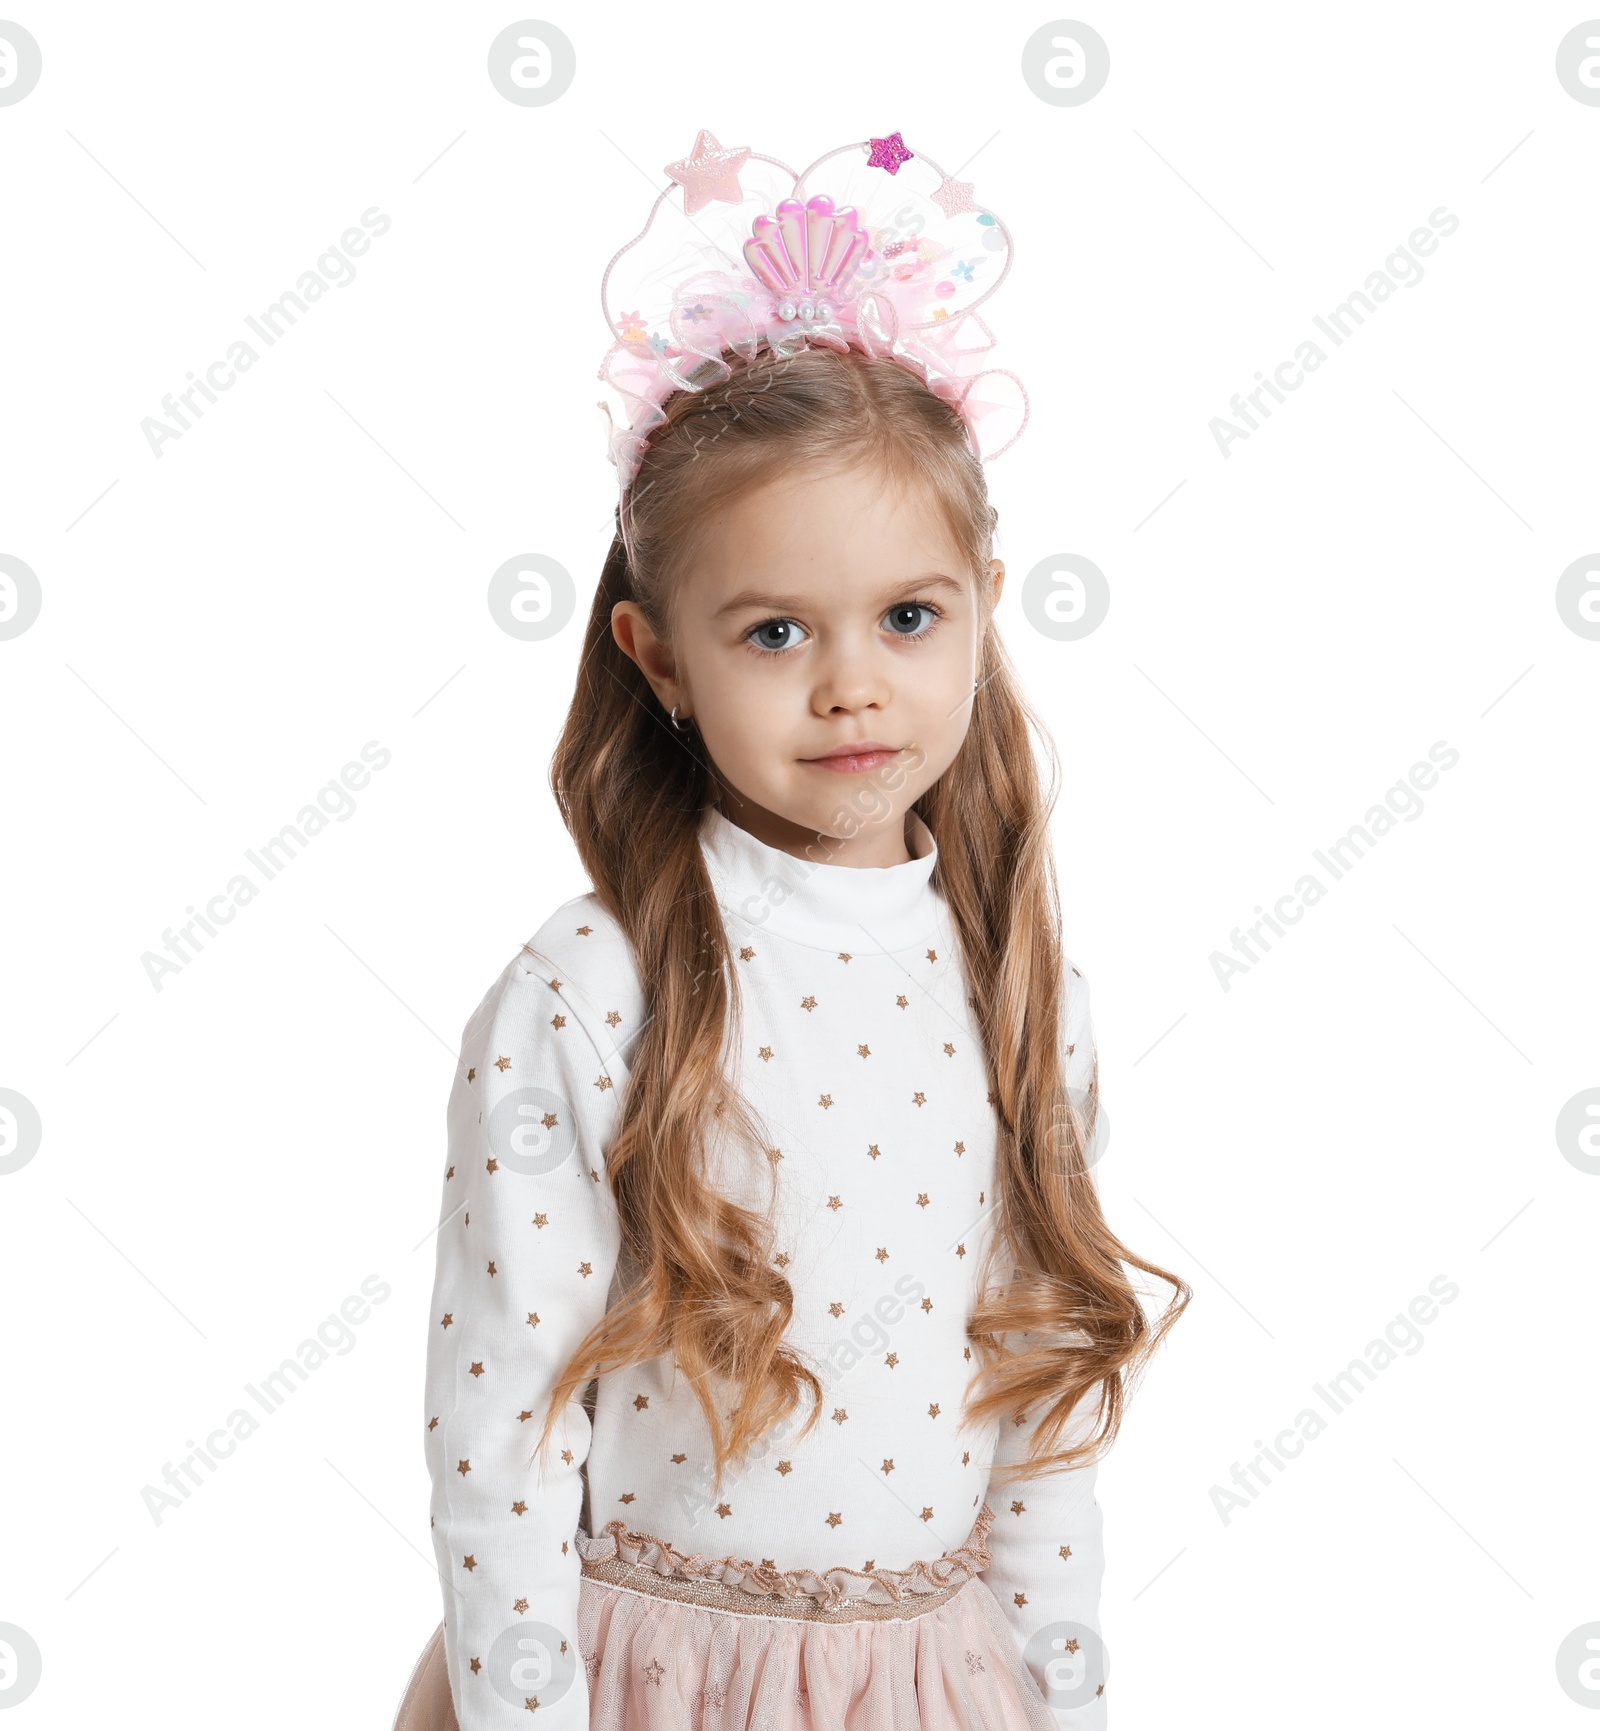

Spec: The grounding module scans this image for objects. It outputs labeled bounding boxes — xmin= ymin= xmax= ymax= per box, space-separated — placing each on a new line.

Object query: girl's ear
xmin=988 ymin=559 xmax=1006 ymax=604
xmin=611 ymin=599 xmax=684 ymax=710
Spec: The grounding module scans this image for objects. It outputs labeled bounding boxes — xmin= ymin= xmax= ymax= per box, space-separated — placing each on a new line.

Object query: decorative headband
xmin=596 ymin=127 xmax=1029 ymax=540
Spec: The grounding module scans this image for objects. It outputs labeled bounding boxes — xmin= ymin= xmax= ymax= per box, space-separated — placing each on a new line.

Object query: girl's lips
xmin=802 ymin=748 xmax=901 ymax=775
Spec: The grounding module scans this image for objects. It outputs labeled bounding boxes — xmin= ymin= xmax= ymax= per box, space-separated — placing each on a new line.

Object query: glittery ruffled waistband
xmin=575 ymin=1500 xmax=995 ymax=1619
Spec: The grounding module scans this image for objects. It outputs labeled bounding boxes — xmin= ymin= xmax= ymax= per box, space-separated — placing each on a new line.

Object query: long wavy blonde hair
xmin=535 ymin=341 xmax=1189 ymax=1496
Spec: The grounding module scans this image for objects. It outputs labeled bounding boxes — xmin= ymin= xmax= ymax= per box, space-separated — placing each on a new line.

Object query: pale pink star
xmin=930 ymin=176 xmax=979 ymax=217
xmin=664 ymin=129 xmax=751 ymax=214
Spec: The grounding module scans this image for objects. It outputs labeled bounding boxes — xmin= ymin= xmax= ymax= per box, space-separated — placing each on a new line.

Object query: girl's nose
xmin=811 ymin=656 xmax=892 ymax=712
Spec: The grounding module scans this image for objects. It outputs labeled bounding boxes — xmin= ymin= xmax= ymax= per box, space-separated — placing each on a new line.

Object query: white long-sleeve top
xmin=424 ymin=804 xmax=1106 ymax=1727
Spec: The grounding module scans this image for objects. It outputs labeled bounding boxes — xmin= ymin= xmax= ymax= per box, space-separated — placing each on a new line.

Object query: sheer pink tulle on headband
xmin=596 ymin=129 xmax=1030 ymax=564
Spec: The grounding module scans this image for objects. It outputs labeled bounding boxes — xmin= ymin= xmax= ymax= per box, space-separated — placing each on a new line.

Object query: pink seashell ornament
xmin=742 ymin=196 xmax=870 ymax=327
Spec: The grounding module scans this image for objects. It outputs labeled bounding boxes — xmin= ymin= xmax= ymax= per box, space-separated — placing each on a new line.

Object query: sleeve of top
xmin=423 ymin=948 xmax=626 ymax=1729
xmin=981 ymin=959 xmax=1109 ymax=1730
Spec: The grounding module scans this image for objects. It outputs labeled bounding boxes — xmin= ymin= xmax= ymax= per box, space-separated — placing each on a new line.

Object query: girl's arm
xmin=422 ymin=943 xmax=626 ymax=1729
xmin=982 ymin=1385 xmax=1108 ymax=1728
xmin=982 ymin=961 xmax=1110 ymax=1729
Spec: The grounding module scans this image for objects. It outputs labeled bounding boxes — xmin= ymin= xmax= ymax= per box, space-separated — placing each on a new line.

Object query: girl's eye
xmin=743 ymin=600 xmax=945 ymax=659
xmin=747 ymin=618 xmax=808 ymax=655
xmin=884 ymin=601 xmax=941 ymax=640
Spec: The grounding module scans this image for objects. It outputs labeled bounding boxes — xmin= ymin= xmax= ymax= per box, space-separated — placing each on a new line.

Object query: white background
xmin=2 ymin=2 xmax=1596 ymax=1726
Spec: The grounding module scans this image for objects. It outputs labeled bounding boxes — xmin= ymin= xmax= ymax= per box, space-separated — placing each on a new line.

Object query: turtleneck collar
xmin=698 ymin=804 xmax=942 ymax=954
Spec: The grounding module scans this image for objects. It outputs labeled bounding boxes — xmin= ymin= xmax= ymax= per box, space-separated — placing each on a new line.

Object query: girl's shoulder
xmin=512 ymin=891 xmax=647 ymax=1072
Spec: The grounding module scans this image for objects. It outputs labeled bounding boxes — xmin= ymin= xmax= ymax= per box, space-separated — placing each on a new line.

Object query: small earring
xmin=670 ymin=704 xmax=690 ymax=730
xmin=972 ymin=676 xmax=979 ymax=692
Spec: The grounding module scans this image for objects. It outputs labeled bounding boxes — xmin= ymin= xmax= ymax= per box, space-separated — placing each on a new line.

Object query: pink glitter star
xmin=867 ymin=131 xmax=915 ymax=175
xmin=663 ymin=128 xmax=751 ymax=214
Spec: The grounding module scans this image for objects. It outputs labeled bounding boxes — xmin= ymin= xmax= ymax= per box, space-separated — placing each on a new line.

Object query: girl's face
xmin=612 ymin=463 xmax=1004 ymax=867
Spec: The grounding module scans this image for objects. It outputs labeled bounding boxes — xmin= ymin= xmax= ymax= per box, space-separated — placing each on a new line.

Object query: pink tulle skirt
xmin=394 ymin=1502 xmax=1057 ymax=1731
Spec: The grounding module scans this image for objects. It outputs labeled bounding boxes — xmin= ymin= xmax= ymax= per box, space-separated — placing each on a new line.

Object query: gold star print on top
xmin=422 ymin=801 xmax=1106 ymax=1729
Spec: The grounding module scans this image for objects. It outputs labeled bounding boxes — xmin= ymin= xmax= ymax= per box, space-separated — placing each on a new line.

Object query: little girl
xmin=403 ymin=130 xmax=1187 ymax=1731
